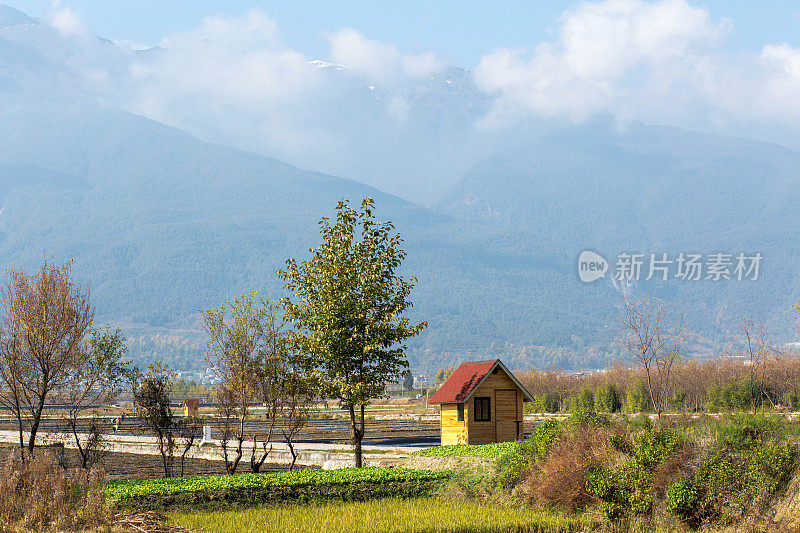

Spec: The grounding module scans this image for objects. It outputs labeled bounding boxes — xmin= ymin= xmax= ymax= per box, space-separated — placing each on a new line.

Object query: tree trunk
xmin=181 ymin=444 xmax=191 ymax=477
xmin=287 ymin=439 xmax=297 ymax=471
xmin=250 ymin=439 xmax=272 ymax=473
xmin=251 ymin=417 xmax=276 ymax=473
xmin=228 ymin=437 xmax=243 ymax=475
xmin=644 ymin=368 xmax=660 ymax=421
xmin=27 ymin=395 xmax=47 ymax=453
xmin=71 ymin=417 xmax=88 ymax=469
xmin=349 ymin=404 xmax=365 ymax=468
xmin=15 ymin=411 xmax=24 ymax=456
xmin=158 ymin=431 xmax=169 ymax=478
xmin=226 ymin=413 xmax=246 ymax=474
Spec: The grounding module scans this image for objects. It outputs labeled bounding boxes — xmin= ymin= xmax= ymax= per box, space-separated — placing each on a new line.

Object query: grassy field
xmin=412 ymin=442 xmax=520 ymax=459
xmin=107 ymin=468 xmax=449 ymax=499
xmin=169 ymin=497 xmax=598 ymax=533
xmin=108 ymin=467 xmax=451 ymax=512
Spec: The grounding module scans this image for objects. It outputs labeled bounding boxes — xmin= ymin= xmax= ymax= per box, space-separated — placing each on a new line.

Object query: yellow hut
xmin=182 ymin=399 xmax=200 ymax=417
xmin=429 ymin=359 xmax=533 ymax=445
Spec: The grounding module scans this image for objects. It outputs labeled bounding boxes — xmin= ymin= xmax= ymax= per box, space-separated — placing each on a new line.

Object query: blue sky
xmin=8 ymin=1 xmax=800 ymax=67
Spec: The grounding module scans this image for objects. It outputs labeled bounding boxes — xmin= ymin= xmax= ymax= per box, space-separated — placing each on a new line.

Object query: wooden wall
xmin=466 ymin=369 xmax=524 ymax=444
xmin=440 ymin=402 xmax=468 ymax=445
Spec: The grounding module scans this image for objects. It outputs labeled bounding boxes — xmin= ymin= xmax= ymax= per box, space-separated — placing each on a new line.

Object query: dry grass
xmin=521 ymin=426 xmax=613 ymax=512
xmin=115 ymin=511 xmax=193 ymax=533
xmin=169 ymin=497 xmax=596 ymax=533
xmin=0 ymin=449 xmax=111 ymax=532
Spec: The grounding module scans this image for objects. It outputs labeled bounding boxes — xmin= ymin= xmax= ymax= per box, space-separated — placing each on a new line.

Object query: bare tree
xmin=214 ymin=384 xmax=246 ymax=475
xmin=175 ymin=415 xmax=202 ymax=477
xmin=280 ymin=373 xmax=315 ymax=470
xmin=135 ymin=362 xmax=176 ymax=478
xmin=250 ymin=302 xmax=317 ymax=473
xmin=619 ymin=291 xmax=685 ymax=419
xmin=53 ymin=327 xmax=132 ymax=470
xmin=0 ymin=259 xmax=93 ymax=454
xmin=250 ymin=311 xmax=287 ymax=473
xmin=203 ymin=292 xmax=264 ymax=475
xmin=734 ymin=317 xmax=776 ymax=414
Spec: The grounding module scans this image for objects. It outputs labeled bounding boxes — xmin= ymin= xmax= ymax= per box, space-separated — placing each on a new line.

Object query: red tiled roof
xmin=429 ymin=359 xmax=499 ymax=404
xmin=183 ymin=399 xmax=200 ymax=408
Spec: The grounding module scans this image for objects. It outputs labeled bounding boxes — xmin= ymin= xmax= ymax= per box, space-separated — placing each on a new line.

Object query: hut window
xmin=474 ymin=397 xmax=491 ymax=421
xmin=457 ymin=403 xmax=464 ymax=422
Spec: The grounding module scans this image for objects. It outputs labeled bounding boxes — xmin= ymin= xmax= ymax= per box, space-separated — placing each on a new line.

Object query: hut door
xmin=495 ymin=389 xmax=519 ymax=442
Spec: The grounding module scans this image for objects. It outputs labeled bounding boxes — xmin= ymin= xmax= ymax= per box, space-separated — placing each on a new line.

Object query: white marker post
xmin=200 ymin=425 xmax=212 ymax=446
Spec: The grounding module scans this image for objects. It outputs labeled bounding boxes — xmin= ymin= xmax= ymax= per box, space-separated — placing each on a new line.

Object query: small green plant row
xmin=106 ymin=467 xmax=450 ymax=499
xmin=412 ymin=442 xmax=521 ymax=459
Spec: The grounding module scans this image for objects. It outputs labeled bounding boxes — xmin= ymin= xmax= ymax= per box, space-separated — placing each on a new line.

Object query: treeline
xmin=520 ymin=355 xmax=800 ymax=414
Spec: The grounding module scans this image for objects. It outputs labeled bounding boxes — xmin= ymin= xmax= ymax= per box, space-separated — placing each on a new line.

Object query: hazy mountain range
xmin=1 ymin=4 xmax=799 ymax=375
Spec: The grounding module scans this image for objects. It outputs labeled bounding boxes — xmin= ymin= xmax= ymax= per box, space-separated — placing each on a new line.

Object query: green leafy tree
xmin=532 ymin=392 xmax=559 ymax=413
xmin=278 ymin=198 xmax=426 ymax=467
xmin=625 ymin=380 xmax=654 ymax=413
xmin=402 ymin=371 xmax=414 ymax=392
xmin=595 ymin=383 xmax=622 ymax=413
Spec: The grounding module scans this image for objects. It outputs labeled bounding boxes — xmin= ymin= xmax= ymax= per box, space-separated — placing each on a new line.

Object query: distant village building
xmin=384 ymin=380 xmax=404 ymax=394
xmin=429 ymin=359 xmax=533 ymax=445
xmin=183 ymin=399 xmax=200 ymax=417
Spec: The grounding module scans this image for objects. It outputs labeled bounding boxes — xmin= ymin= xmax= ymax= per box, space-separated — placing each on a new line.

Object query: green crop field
xmin=107 ymin=467 xmax=450 ymax=499
xmin=412 ymin=442 xmax=519 ymax=459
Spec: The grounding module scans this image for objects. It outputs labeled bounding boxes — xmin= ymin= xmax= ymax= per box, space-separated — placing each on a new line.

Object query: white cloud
xmin=474 ymin=0 xmax=735 ymax=126
xmin=758 ymin=44 xmax=800 ymax=121
xmin=125 ymin=10 xmax=325 ymax=155
xmin=120 ymin=14 xmax=449 ymax=159
xmin=89 ymin=0 xmax=800 ymax=186
xmin=327 ymin=27 xmax=445 ymax=83
xmin=47 ymin=2 xmax=87 ymax=37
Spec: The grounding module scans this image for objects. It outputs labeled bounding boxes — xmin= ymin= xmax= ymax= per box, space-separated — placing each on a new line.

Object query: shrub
xmin=0 ymin=451 xmax=109 ymax=532
xmin=704 ymin=380 xmax=777 ymax=412
xmin=585 ymin=429 xmax=683 ymax=521
xmin=563 ymin=387 xmax=594 ymax=413
xmin=563 ymin=410 xmax=610 ymax=430
xmin=629 ymin=413 xmax=653 ymax=431
xmin=496 ymin=419 xmax=561 ymax=489
xmin=665 ymin=417 xmax=798 ymax=525
xmin=784 ymin=389 xmax=800 ymax=411
xmin=668 ymin=391 xmax=687 ymax=412
xmin=624 ymin=380 xmax=653 ymax=413
xmin=665 ymin=476 xmax=699 ymax=522
xmin=595 ymin=383 xmax=622 ymax=413
xmin=523 ymin=425 xmax=612 ymax=512
xmin=652 ymin=442 xmax=698 ymax=498
xmin=714 ymin=413 xmax=784 ymax=448
xmin=531 ymin=392 xmax=560 ymax=413
xmin=686 ymin=440 xmax=797 ymax=524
